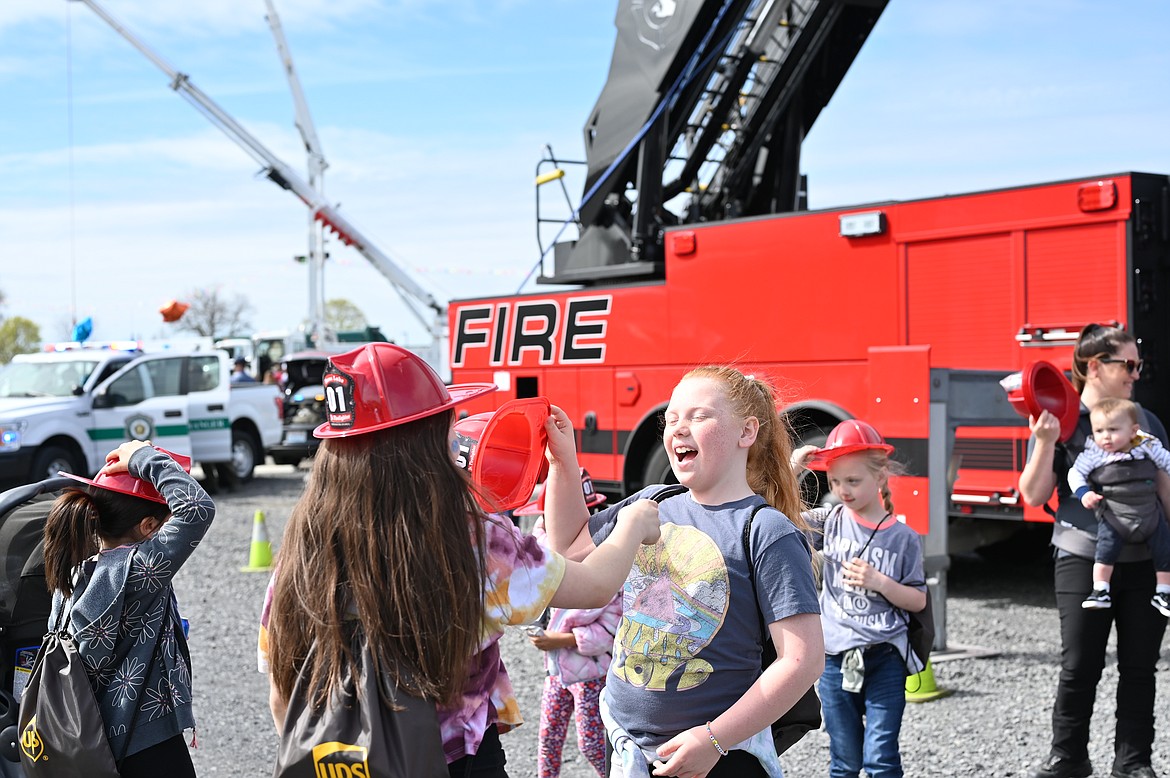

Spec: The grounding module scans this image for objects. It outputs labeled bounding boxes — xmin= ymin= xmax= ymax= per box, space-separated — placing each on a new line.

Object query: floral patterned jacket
xmin=47 ymin=447 xmax=215 ymax=759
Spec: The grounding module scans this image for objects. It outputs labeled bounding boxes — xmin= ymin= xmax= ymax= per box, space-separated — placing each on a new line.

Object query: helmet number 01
xmin=321 ymin=369 xmax=356 ymax=430
xmin=325 ymin=385 xmax=348 ymax=413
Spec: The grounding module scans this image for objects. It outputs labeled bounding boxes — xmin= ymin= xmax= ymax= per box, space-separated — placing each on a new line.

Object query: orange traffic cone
xmin=905 ymin=659 xmax=952 ymax=702
xmin=240 ymin=510 xmax=274 ymax=573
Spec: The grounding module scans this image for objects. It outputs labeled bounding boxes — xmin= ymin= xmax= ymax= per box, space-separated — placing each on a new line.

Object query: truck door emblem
xmin=125 ymin=414 xmax=154 ymax=441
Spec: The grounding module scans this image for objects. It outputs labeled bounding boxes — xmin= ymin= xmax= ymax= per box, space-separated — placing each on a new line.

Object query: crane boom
xmin=72 ymin=0 xmax=446 ymax=368
xmin=263 ymin=0 xmax=326 ymax=184
xmin=263 ymin=0 xmax=328 ymax=346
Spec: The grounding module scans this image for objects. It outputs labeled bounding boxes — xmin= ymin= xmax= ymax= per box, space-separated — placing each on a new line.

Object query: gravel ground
xmin=177 ymin=465 xmax=1170 ymax=777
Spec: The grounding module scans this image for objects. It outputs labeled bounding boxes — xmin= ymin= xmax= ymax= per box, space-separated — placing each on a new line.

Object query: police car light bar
xmin=43 ymin=340 xmax=143 ymax=353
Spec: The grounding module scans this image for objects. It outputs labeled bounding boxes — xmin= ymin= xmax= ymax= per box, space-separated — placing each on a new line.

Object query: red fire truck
xmin=448 ymin=0 xmax=1170 ymax=549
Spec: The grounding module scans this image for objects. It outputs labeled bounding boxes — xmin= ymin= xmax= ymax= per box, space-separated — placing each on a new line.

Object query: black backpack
xmin=0 ymin=476 xmax=70 ymax=770
xmin=651 ymin=485 xmax=821 ymax=754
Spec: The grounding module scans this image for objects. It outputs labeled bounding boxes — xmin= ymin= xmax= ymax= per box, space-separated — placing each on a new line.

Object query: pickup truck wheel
xmin=32 ymin=445 xmax=84 ymax=482
xmin=229 ymin=431 xmax=261 ymax=483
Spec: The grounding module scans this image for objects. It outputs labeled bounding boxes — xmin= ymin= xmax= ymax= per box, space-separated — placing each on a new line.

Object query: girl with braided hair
xmin=792 ymin=419 xmax=927 ymax=778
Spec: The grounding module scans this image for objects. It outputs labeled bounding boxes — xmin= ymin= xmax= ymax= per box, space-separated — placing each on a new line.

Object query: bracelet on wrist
xmin=705 ymin=721 xmax=728 ymax=757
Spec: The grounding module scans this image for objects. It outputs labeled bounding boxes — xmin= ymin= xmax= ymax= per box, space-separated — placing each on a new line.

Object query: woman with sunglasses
xmin=1019 ymin=323 xmax=1169 ymax=778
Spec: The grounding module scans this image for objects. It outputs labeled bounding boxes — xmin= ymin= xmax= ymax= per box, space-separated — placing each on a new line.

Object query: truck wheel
xmin=31 ymin=445 xmax=84 ymax=482
xmin=795 ymin=427 xmax=834 ymax=509
xmin=229 ymin=431 xmax=261 ymax=483
xmin=641 ymin=446 xmax=677 ymax=490
xmin=271 ymin=454 xmax=301 ymax=467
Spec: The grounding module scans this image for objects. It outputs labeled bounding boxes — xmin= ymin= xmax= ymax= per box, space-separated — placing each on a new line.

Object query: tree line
xmin=0 ymin=289 xmax=41 ymax=363
xmin=0 ymin=286 xmax=371 ymax=363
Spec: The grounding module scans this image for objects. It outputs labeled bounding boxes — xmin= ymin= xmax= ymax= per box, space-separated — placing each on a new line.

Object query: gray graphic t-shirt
xmin=805 ymin=505 xmax=926 ymax=664
xmin=590 ymin=487 xmax=820 ymax=748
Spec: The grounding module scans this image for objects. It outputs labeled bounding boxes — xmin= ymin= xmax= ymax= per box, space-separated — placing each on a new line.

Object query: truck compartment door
xmin=90 ymin=357 xmax=192 ymax=456
xmin=185 ymin=354 xmax=231 ymax=464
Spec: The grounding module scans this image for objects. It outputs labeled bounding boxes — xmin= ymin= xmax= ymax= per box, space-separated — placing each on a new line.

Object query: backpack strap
xmin=724 ymin=496 xmax=823 ymax=751
xmin=650 ymin=484 xmax=689 ymax=503
xmin=742 ymin=502 xmax=773 ymax=635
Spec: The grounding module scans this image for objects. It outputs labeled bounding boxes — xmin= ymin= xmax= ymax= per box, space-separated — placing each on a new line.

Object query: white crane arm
xmin=72 ymin=0 xmax=447 ymax=341
xmin=263 ymin=0 xmax=327 ymax=185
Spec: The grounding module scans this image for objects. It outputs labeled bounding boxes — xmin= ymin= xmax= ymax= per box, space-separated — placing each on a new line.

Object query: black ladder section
xmin=540 ymin=0 xmax=887 ymax=286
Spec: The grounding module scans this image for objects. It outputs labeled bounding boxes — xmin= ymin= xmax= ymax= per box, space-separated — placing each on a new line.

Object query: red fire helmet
xmin=59 ymin=447 xmax=192 ymax=505
xmin=313 ymin=343 xmax=496 ymax=439
xmin=805 ymin=419 xmax=895 ymax=471
xmin=1003 ymin=360 xmax=1081 ymax=442
xmin=454 ymin=397 xmax=551 ymax=512
xmin=514 ymin=467 xmax=608 ymax=517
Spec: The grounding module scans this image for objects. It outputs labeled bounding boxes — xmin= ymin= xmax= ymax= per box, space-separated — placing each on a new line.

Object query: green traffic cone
xmin=240 ymin=510 xmax=274 ymax=572
xmin=905 ymin=659 xmax=952 ymax=703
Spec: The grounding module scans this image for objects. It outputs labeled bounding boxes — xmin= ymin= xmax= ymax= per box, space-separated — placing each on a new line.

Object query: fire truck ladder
xmin=541 ymin=0 xmax=887 ymax=286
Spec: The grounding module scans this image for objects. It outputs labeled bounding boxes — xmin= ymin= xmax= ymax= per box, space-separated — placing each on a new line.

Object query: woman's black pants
xmin=1051 ymin=554 xmax=1166 ymax=770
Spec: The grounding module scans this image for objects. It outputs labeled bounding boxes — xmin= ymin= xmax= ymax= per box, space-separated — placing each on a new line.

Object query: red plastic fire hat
xmin=59 ymin=447 xmax=191 ymax=505
xmin=314 ymin=343 xmax=496 ymax=439
xmin=454 ymin=397 xmax=551 ymax=512
xmin=805 ymin=419 xmax=894 ymax=471
xmin=514 ymin=467 xmax=608 ymax=517
xmin=1003 ymin=360 xmax=1081 ymax=442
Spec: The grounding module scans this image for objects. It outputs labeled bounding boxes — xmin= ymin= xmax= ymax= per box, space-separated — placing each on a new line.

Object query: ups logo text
xmin=20 ymin=716 xmax=45 ymax=762
xmin=312 ymin=741 xmax=369 ymax=778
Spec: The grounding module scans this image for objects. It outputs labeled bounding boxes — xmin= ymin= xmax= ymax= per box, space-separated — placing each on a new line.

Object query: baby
xmin=1068 ymin=397 xmax=1170 ymax=616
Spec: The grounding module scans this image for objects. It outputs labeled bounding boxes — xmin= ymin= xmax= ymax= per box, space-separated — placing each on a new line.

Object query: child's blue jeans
xmin=818 ymin=642 xmax=908 ymax=778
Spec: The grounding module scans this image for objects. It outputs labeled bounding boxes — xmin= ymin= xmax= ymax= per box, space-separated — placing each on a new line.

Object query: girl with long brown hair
xmin=258 ymin=343 xmax=660 ymax=777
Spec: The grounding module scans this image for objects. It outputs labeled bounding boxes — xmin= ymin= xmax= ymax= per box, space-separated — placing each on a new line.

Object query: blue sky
xmin=2 ymin=0 xmax=1168 ymax=350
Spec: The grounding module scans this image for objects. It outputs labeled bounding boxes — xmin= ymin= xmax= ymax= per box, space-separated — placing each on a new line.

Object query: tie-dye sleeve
xmin=482 ymin=516 xmax=566 ymax=630
xmin=257 ymin=571 xmax=277 ymax=673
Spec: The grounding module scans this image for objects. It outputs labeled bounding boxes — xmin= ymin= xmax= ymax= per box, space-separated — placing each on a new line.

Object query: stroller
xmin=0 ymin=476 xmax=72 ymax=777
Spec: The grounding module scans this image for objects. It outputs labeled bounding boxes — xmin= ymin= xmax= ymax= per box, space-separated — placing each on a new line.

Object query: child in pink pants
xmin=521 ymin=469 xmax=619 ymax=777
xmin=530 ymin=594 xmax=621 ymax=777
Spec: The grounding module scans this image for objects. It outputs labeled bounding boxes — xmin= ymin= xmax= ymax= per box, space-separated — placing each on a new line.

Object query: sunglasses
xmin=1099 ymin=357 xmax=1144 ymax=375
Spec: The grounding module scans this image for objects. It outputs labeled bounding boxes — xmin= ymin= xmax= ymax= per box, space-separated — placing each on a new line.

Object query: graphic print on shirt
xmin=612 ymin=524 xmax=728 ymax=692
xmin=824 ymin=530 xmax=902 ymax=628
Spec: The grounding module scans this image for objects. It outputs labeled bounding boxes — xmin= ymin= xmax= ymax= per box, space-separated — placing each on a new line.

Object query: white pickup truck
xmin=0 ymin=347 xmax=282 ymax=487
